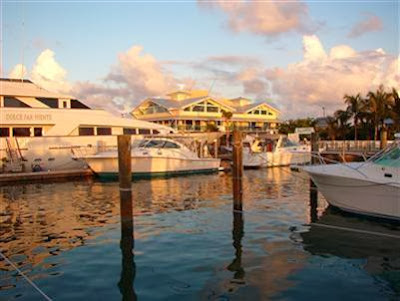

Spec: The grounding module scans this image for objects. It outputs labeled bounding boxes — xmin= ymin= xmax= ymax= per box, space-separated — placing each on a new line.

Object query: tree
xmin=344 ymin=93 xmax=363 ymax=141
xmin=334 ymin=109 xmax=351 ymax=139
xmin=389 ymin=88 xmax=400 ymax=133
xmin=222 ymin=110 xmax=233 ymax=146
xmin=366 ymin=85 xmax=392 ymax=141
xmin=326 ymin=116 xmax=339 ymax=141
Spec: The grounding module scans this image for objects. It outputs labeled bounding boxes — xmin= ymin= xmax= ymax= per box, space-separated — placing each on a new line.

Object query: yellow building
xmin=131 ymin=90 xmax=280 ymax=132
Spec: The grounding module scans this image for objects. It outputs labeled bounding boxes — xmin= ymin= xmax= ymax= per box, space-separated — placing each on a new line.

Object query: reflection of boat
xmin=301 ymin=208 xmax=400 ymax=258
xmin=300 ymin=208 xmax=400 ymax=293
xmin=243 ymin=135 xmax=311 ymax=168
xmin=302 ymin=140 xmax=400 ymax=221
xmin=0 ymin=79 xmax=172 ymax=173
xmin=83 ymin=138 xmax=221 ymax=178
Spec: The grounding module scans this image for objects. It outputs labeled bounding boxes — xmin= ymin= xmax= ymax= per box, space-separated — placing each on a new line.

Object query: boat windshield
xmin=281 ymin=137 xmax=300 ymax=148
xmin=137 ymin=139 xmax=181 ymax=149
xmin=373 ymin=143 xmax=400 ymax=167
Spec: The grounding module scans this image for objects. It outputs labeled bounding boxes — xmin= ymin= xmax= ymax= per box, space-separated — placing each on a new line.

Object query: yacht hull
xmin=305 ymin=170 xmax=400 ymax=221
xmin=85 ymin=155 xmax=221 ymax=179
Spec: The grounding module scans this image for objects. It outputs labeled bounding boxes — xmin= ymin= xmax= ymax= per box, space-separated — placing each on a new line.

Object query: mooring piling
xmin=117 ymin=135 xmax=136 ymax=300
xmin=118 ymin=135 xmax=132 ymax=190
xmin=232 ymin=130 xmax=243 ymax=211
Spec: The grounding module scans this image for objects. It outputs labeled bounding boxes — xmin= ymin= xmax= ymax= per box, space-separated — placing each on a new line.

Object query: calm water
xmin=1 ymin=168 xmax=399 ymax=300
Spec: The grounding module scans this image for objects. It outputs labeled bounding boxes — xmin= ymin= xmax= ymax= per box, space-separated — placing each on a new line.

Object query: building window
xmin=34 ymin=128 xmax=43 ymax=136
xmin=192 ymin=106 xmax=205 ymax=112
xmin=123 ymin=128 xmax=137 ymax=135
xmin=71 ymin=99 xmax=90 ymax=109
xmin=13 ymin=127 xmax=30 ymax=137
xmin=96 ymin=127 xmax=112 ymax=135
xmin=0 ymin=128 xmax=10 ymax=137
xmin=261 ymin=110 xmax=267 ymax=115
xmin=79 ymin=127 xmax=95 ymax=136
xmin=184 ymin=107 xmax=191 ymax=111
xmin=152 ymin=129 xmax=160 ymax=134
xmin=207 ymin=106 xmax=219 ymax=112
xmin=63 ymin=101 xmax=68 ymax=108
xmin=138 ymin=129 xmax=151 ymax=135
xmin=36 ymin=97 xmax=59 ymax=108
xmin=4 ymin=97 xmax=31 ymax=108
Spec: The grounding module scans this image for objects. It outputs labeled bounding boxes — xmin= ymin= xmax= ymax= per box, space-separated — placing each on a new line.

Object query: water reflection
xmin=118 ymin=190 xmax=136 ymax=300
xmin=302 ymin=207 xmax=400 ymax=294
xmin=0 ymin=169 xmax=399 ymax=300
xmin=227 ymin=211 xmax=245 ymax=282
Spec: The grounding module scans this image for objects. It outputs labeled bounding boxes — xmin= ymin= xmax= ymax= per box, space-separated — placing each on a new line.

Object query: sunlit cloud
xmin=8 ymin=64 xmax=28 ymax=79
xmin=198 ymin=0 xmax=315 ymax=36
xmin=265 ymin=35 xmax=399 ymax=118
xmin=30 ymin=49 xmax=72 ymax=94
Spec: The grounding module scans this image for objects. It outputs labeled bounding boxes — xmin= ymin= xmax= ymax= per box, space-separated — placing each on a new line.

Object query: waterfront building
xmin=131 ymin=90 xmax=280 ymax=132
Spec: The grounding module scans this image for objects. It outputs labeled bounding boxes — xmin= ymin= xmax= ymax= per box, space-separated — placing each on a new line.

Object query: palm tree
xmin=334 ymin=109 xmax=351 ymax=139
xmin=389 ymin=88 xmax=400 ymax=133
xmin=222 ymin=110 xmax=233 ymax=146
xmin=326 ymin=116 xmax=339 ymax=141
xmin=366 ymin=85 xmax=392 ymax=141
xmin=344 ymin=93 xmax=363 ymax=141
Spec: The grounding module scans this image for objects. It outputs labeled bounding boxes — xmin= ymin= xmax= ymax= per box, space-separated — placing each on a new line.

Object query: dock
xmin=0 ymin=169 xmax=93 ymax=184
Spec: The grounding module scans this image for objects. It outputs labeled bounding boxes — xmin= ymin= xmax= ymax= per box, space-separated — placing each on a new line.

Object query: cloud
xmin=265 ymin=35 xmax=399 ymax=118
xmin=198 ymin=0 xmax=314 ymax=36
xmin=348 ymin=13 xmax=383 ymax=38
xmin=105 ymin=45 xmax=177 ymax=99
xmin=30 ymin=49 xmax=72 ymax=93
xmin=8 ymin=64 xmax=28 ymax=79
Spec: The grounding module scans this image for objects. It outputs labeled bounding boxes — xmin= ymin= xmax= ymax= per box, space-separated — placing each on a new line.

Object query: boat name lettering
xmin=6 ymin=113 xmax=52 ymax=121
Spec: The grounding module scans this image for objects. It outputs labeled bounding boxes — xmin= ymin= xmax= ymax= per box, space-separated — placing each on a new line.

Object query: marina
xmin=1 ymin=168 xmax=400 ymax=300
xmin=2 ymin=1 xmax=400 ymax=299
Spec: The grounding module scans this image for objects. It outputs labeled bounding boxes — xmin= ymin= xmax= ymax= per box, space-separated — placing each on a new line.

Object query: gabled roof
xmin=134 ymin=96 xmax=235 ymax=112
xmin=0 ymin=78 xmax=73 ymax=99
xmin=235 ymin=101 xmax=281 ymax=113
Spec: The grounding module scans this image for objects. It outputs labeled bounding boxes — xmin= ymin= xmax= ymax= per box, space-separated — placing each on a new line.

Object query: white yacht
xmin=82 ymin=138 xmax=221 ymax=179
xmin=243 ymin=135 xmax=311 ymax=168
xmin=302 ymin=139 xmax=400 ymax=221
xmin=0 ymin=78 xmax=174 ymax=173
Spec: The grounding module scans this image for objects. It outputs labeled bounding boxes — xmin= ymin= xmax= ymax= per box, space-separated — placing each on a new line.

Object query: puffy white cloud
xmin=348 ymin=14 xmax=383 ymax=38
xmin=30 ymin=49 xmax=72 ymax=94
xmin=198 ymin=0 xmax=314 ymax=36
xmin=265 ymin=35 xmax=399 ymax=118
xmin=8 ymin=64 xmax=28 ymax=79
xmin=106 ymin=45 xmax=177 ymax=99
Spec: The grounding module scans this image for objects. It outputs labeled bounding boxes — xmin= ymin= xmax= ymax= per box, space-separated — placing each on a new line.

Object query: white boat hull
xmin=304 ymin=165 xmax=400 ymax=220
xmin=85 ymin=153 xmax=221 ymax=178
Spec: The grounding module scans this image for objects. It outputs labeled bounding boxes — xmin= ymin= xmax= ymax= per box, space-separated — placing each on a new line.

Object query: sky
xmin=2 ymin=0 xmax=399 ymax=119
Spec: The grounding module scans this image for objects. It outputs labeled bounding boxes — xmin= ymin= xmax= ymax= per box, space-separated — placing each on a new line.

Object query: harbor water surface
xmin=1 ymin=168 xmax=399 ymax=300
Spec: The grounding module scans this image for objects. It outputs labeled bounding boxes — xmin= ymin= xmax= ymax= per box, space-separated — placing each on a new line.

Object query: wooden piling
xmin=117 ymin=135 xmax=136 ymax=299
xmin=380 ymin=128 xmax=388 ymax=149
xmin=118 ymin=135 xmax=132 ymax=190
xmin=311 ymin=132 xmax=319 ymax=164
xmin=232 ymin=130 xmax=243 ymax=211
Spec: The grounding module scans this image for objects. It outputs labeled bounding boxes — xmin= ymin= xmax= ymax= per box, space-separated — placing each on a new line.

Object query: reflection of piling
xmin=227 ymin=211 xmax=245 ymax=280
xmin=309 ymin=133 xmax=319 ymax=222
xmin=309 ymin=179 xmax=318 ymax=223
xmin=117 ymin=135 xmax=136 ymax=300
xmin=232 ymin=130 xmax=243 ymax=210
